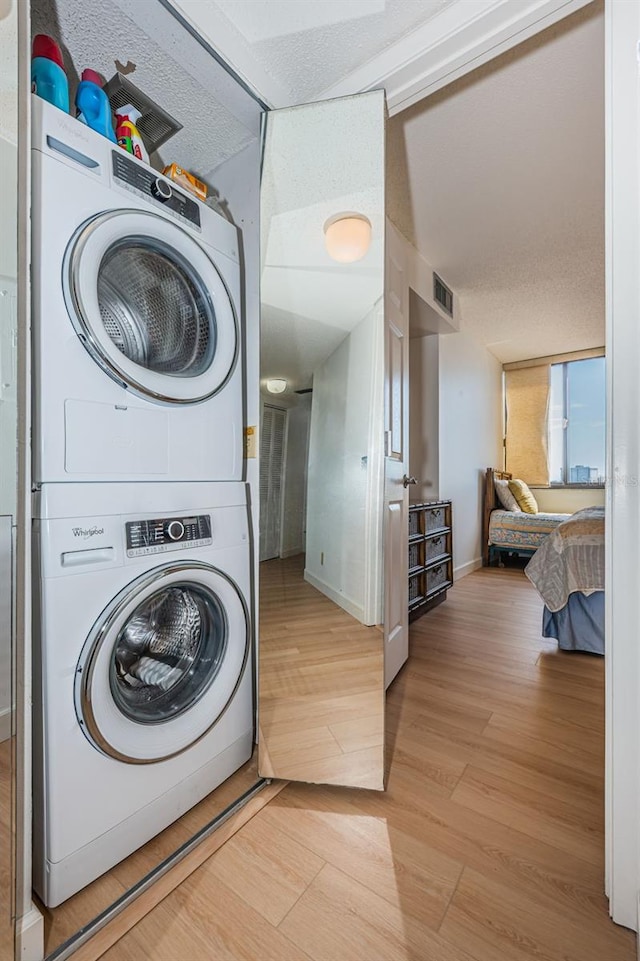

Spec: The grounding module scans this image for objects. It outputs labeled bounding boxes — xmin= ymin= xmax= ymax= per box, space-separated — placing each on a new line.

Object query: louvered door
xmin=259 ymin=405 xmax=287 ymax=561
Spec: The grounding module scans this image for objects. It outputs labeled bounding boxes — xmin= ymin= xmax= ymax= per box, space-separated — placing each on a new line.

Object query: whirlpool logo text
xmin=72 ymin=526 xmax=105 ymax=539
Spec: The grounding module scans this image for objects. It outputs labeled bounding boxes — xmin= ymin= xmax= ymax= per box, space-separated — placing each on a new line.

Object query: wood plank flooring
xmin=258 ymin=555 xmax=384 ymax=789
xmin=41 ymin=754 xmax=263 ymax=957
xmin=101 ymin=567 xmax=636 ymax=961
xmin=0 ymin=738 xmax=13 ymax=961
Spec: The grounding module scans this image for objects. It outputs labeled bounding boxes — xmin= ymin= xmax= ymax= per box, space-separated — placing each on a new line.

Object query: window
xmin=548 ymin=357 xmax=605 ymax=485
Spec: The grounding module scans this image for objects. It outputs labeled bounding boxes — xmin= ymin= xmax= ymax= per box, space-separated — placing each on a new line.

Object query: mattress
xmin=488 ymin=509 xmax=571 ymax=550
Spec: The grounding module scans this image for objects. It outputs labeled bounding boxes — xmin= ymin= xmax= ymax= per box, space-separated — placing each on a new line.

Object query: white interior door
xmin=384 ymin=220 xmax=409 ymax=689
xmin=259 ymin=405 xmax=286 ymax=561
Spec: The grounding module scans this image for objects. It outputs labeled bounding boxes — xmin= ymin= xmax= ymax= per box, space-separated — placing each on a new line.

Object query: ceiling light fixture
xmin=324 ymin=213 xmax=372 ymax=263
xmin=266 ymin=378 xmax=287 ymax=394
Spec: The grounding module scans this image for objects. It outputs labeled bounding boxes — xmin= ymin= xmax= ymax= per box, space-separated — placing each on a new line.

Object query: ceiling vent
xmin=433 ymin=273 xmax=454 ymax=318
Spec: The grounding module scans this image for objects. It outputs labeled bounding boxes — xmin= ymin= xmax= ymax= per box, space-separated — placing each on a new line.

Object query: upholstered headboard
xmin=482 ymin=468 xmax=512 ymax=566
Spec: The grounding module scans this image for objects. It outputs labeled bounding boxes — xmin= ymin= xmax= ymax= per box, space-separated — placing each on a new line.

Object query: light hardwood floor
xmin=259 ymin=555 xmax=384 ymax=789
xmin=40 ymin=755 xmax=263 ymax=957
xmin=101 ymin=566 xmax=635 ymax=961
xmin=0 ymin=738 xmax=13 ymax=961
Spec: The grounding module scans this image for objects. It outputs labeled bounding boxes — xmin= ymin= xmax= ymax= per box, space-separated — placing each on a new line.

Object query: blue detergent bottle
xmin=75 ymin=69 xmax=117 ymax=143
xmin=31 ymin=34 xmax=69 ymax=112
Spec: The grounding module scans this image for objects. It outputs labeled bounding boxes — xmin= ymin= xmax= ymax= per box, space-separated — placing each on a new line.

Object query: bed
xmin=482 ymin=468 xmax=605 ymax=653
xmin=482 ymin=468 xmax=570 ymax=567
xmin=525 ymin=507 xmax=605 ymax=655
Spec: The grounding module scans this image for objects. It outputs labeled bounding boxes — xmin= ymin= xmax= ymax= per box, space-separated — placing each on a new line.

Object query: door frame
xmin=603 ymin=0 xmax=640 ymax=932
xmin=258 ymin=402 xmax=288 ymax=562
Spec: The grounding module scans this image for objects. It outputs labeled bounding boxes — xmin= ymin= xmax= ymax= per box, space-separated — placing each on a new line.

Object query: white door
xmin=384 ymin=220 xmax=410 ymax=689
xmin=259 ymin=405 xmax=287 ymax=561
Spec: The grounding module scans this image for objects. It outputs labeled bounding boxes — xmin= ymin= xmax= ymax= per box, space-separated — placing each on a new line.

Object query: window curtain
xmin=505 ymin=365 xmax=551 ymax=486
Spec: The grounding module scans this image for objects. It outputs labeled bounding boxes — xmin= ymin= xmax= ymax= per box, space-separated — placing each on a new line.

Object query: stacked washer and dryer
xmin=31 ymin=96 xmax=253 ymax=907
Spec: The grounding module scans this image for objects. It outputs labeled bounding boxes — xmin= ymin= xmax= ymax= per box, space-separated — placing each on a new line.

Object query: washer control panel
xmin=112 ymin=152 xmax=201 ymax=229
xmin=125 ymin=515 xmax=212 ymax=557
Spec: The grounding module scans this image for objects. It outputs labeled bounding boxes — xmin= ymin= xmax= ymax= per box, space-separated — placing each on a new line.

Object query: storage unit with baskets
xmin=408 ymin=500 xmax=453 ymax=619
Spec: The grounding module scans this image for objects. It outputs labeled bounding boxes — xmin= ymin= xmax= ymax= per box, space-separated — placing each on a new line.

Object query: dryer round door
xmin=64 ymin=210 xmax=238 ymax=404
xmin=74 ymin=561 xmax=249 ymax=763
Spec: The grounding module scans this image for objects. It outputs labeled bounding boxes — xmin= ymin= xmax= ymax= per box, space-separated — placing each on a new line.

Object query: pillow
xmin=494 ymin=478 xmax=521 ymax=512
xmin=508 ymin=479 xmax=539 ymax=514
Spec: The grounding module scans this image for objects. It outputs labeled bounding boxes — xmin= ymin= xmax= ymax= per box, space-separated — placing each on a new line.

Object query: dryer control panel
xmin=112 ymin=152 xmax=201 ymax=230
xmin=125 ymin=515 xmax=212 ymax=557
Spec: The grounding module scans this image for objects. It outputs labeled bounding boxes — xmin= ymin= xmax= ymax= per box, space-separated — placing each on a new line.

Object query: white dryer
xmin=32 ymin=481 xmax=253 ymax=907
xmin=31 ymin=95 xmax=243 ymax=484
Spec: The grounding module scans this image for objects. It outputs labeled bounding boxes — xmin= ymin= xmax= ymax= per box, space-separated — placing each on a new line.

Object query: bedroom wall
xmin=438 ymin=327 xmax=503 ymax=578
xmin=532 ymin=486 xmax=605 ymax=512
xmin=409 ymin=333 xmax=440 ymax=504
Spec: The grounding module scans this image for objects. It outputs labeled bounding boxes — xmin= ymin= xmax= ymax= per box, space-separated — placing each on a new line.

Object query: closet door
xmin=258 ymin=91 xmax=386 ymax=790
xmin=259 ymin=406 xmax=286 ymax=561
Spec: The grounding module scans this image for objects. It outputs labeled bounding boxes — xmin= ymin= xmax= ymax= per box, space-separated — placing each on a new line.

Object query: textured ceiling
xmin=261 ymin=93 xmax=384 ymax=392
xmin=387 ymin=2 xmax=605 ymax=363
xmin=174 ymin=0 xmax=453 ymax=104
xmin=31 ymin=0 xmax=259 ymax=183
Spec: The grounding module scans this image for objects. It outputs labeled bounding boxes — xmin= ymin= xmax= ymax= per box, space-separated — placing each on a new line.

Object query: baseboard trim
xmin=303 ymin=569 xmax=365 ymax=623
xmin=279 ymin=547 xmax=304 ymax=559
xmin=453 ymin=557 xmax=483 ymax=581
xmin=16 ymin=904 xmax=45 ymax=961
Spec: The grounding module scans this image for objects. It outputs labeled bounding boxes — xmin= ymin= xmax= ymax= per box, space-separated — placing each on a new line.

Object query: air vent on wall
xmin=104 ymin=73 xmax=183 ymax=154
xmin=433 ymin=273 xmax=454 ymax=318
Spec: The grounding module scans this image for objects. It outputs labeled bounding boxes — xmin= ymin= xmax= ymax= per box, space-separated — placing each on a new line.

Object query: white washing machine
xmin=32 ymin=481 xmax=254 ymax=907
xmin=31 ymin=95 xmax=243 ymax=485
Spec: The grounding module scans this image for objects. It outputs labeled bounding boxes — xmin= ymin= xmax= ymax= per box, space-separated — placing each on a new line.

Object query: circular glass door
xmin=64 ymin=210 xmax=238 ymax=404
xmin=75 ymin=562 xmax=249 ymax=763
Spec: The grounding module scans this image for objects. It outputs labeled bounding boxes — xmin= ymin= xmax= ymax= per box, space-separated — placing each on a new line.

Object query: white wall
xmin=438 ymin=328 xmax=503 ymax=578
xmin=0 ymin=136 xmax=17 ymax=280
xmin=0 ymin=133 xmax=16 ymax=740
xmin=533 ymin=486 xmax=605 ymax=513
xmin=0 ymin=516 xmax=11 ymax=741
xmin=0 ymin=135 xmax=17 ymax=520
xmin=209 ymin=139 xmax=261 ymax=607
xmin=280 ymin=397 xmax=310 ymax=558
xmin=409 ymin=333 xmax=439 ymax=504
xmin=306 ymin=301 xmax=383 ymax=623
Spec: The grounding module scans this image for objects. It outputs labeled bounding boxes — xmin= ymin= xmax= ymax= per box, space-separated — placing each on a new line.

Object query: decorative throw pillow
xmin=508 ymin=479 xmax=539 ymax=514
xmin=494 ymin=478 xmax=521 ymax=512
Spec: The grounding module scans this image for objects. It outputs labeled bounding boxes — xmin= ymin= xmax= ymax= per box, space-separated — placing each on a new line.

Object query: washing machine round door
xmin=64 ymin=210 xmax=238 ymax=404
xmin=74 ymin=561 xmax=249 ymax=763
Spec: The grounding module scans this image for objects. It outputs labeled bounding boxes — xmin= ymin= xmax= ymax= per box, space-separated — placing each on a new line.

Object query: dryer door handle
xmin=61 ymin=547 xmax=115 ymax=567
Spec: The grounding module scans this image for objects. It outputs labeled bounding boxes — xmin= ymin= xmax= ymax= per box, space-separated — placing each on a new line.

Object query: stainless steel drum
xmin=97 ymin=239 xmax=215 ymax=376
